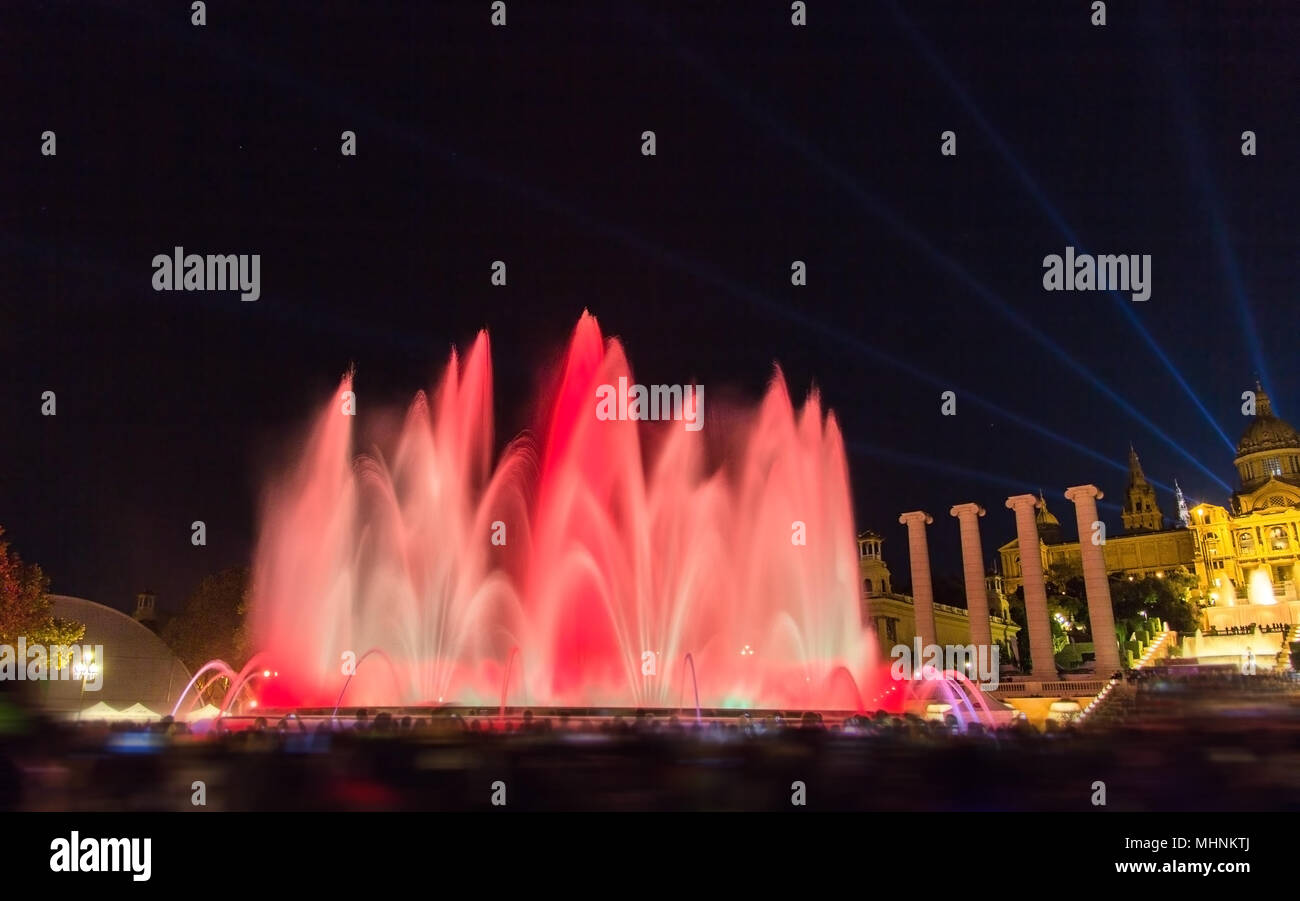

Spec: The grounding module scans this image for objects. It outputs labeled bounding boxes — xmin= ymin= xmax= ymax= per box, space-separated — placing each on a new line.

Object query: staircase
xmin=1077 ymin=682 xmax=1136 ymax=729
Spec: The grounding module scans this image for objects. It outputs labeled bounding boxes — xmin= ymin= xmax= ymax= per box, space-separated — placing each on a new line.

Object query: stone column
xmin=1006 ymin=494 xmax=1056 ymax=680
xmin=899 ymin=512 xmax=937 ymax=647
xmin=1065 ymin=484 xmax=1122 ymax=677
xmin=950 ymin=503 xmax=992 ymax=650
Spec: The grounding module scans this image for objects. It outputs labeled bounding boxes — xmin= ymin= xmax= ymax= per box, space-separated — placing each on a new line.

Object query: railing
xmin=986 ymin=632 xmax=1172 ymax=700
xmin=985 ymin=680 xmax=1109 ymax=696
xmin=872 ymin=593 xmax=1014 ymax=625
xmin=1040 ymin=680 xmax=1109 ymax=693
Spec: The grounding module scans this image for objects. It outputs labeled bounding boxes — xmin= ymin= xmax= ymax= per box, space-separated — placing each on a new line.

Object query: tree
xmin=161 ymin=567 xmax=251 ymax=673
xmin=1044 ymin=560 xmax=1088 ymax=629
xmin=1108 ymin=570 xmax=1199 ymax=634
xmin=0 ymin=526 xmax=85 ymax=648
xmin=1054 ymin=643 xmax=1083 ymax=671
xmin=1007 ymin=586 xmax=1032 ymax=670
xmin=1006 ymin=565 xmax=1088 ymax=669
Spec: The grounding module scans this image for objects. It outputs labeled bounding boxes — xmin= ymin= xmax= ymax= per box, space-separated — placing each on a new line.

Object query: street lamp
xmin=73 ymin=649 xmax=100 ymax=720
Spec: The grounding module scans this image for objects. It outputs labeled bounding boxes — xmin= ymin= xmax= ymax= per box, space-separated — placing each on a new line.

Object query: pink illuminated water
xmin=249 ymin=313 xmax=879 ymax=710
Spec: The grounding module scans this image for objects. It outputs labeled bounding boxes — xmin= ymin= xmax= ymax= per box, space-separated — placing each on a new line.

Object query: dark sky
xmin=2 ymin=1 xmax=1297 ymax=615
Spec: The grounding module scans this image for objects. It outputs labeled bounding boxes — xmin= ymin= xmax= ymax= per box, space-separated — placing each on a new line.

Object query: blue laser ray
xmin=1143 ymin=0 xmax=1274 ymax=415
xmin=693 ymin=270 xmax=1202 ymax=490
xmin=885 ymin=0 xmax=1237 ymax=453
xmin=110 ymin=1 xmax=1225 ymax=491
xmin=848 ymin=441 xmax=1126 ymax=519
xmin=632 ymin=9 xmax=1229 ymax=489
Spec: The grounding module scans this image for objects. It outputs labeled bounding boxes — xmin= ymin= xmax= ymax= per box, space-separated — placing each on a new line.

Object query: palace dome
xmin=1235 ymin=387 xmax=1300 ymax=457
xmin=1034 ymin=492 xmax=1063 ymax=543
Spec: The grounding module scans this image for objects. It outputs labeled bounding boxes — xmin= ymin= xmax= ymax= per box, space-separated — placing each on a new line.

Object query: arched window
xmin=1239 ymin=530 xmax=1255 ymax=552
xmin=1270 ymin=527 xmax=1289 ymax=551
xmin=864 ymin=578 xmax=873 ymax=595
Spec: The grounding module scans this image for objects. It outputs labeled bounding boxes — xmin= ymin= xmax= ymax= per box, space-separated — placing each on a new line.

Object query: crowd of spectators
xmin=4 ymin=669 xmax=1299 ymax=811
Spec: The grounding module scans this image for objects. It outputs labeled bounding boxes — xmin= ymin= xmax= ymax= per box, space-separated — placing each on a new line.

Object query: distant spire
xmin=1128 ymin=443 xmax=1139 ymax=470
xmin=1255 ymin=379 xmax=1274 ymax=417
xmin=1174 ymin=479 xmax=1191 ymax=528
xmin=1035 ymin=488 xmax=1051 ymax=516
xmin=1127 ymin=444 xmax=1149 ymax=483
xmin=1123 ymin=444 xmax=1165 ymax=532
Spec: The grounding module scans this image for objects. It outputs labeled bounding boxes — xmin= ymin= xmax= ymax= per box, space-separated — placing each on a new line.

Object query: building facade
xmin=997 ymin=474 xmax=1195 ymax=597
xmin=1188 ymin=386 xmax=1300 ymax=617
xmin=995 ymin=384 xmax=1300 ymax=628
xmin=859 ymin=531 xmax=1020 ymax=662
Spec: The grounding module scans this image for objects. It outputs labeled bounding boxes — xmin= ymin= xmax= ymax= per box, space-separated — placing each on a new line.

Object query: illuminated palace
xmin=996 ymin=451 xmax=1194 ymax=597
xmin=1188 ymin=386 xmax=1300 ymax=627
xmin=994 ymin=383 xmax=1300 ymax=630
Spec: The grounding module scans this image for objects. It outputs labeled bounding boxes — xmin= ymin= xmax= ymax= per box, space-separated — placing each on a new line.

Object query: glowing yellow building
xmin=1188 ymin=386 xmax=1300 ymax=627
xmin=997 ymin=458 xmax=1195 ymax=596
xmin=995 ymin=384 xmax=1300 ymax=630
xmin=858 ymin=531 xmax=1020 ymax=662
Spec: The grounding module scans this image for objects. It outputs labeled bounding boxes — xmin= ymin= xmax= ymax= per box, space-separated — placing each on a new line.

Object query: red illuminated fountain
xmin=244 ymin=313 xmax=881 ymax=713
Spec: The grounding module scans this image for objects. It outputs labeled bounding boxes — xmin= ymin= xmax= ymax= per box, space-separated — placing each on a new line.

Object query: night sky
xmin=3 ymin=1 xmax=1297 ymax=616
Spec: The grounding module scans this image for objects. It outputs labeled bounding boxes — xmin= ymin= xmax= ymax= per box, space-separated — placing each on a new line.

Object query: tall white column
xmin=899 ymin=511 xmax=937 ymax=647
xmin=950 ymin=503 xmax=992 ymax=649
xmin=1007 ymin=494 xmax=1056 ymax=680
xmin=1065 ymin=484 xmax=1123 ymax=677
